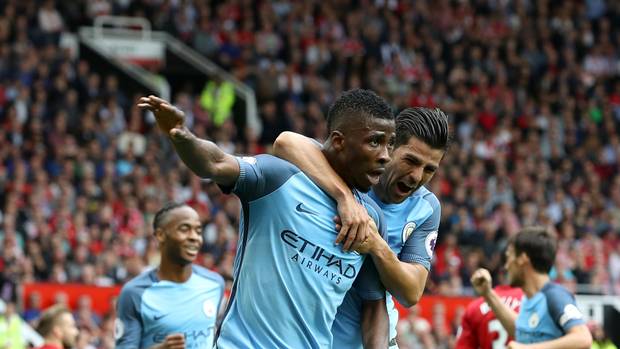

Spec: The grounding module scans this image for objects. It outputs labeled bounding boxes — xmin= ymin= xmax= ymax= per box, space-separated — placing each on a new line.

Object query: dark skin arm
xmin=361 ymin=298 xmax=389 ymax=349
xmin=137 ymin=96 xmax=239 ymax=186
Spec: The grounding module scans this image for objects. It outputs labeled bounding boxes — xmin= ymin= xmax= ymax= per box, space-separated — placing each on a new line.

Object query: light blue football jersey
xmin=115 ymin=265 xmax=225 ymax=349
xmin=331 ymin=186 xmax=441 ymax=348
xmin=515 ymin=282 xmax=585 ymax=343
xmin=216 ymin=155 xmax=388 ymax=349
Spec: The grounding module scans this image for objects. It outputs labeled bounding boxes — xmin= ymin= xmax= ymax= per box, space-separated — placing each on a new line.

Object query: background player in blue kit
xmin=115 ymin=203 xmax=225 ymax=349
xmin=273 ymin=107 xmax=449 ymax=348
xmin=471 ymin=227 xmax=592 ymax=349
xmin=138 ymin=90 xmax=394 ymax=349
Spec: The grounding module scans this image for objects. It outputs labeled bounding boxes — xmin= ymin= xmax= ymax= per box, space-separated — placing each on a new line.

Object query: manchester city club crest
xmin=402 ymin=222 xmax=416 ymax=242
xmin=203 ymin=299 xmax=217 ymax=318
xmin=528 ymin=313 xmax=540 ymax=328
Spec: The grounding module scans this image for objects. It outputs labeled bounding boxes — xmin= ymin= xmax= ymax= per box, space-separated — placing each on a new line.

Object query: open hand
xmin=137 ymin=95 xmax=188 ymax=141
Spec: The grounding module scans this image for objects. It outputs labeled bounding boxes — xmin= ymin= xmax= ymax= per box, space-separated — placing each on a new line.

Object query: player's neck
xmin=322 ymin=149 xmax=354 ymax=189
xmin=522 ymin=271 xmax=549 ymax=298
xmin=43 ymin=338 xmax=63 ymax=349
xmin=372 ymin=184 xmax=389 ymax=203
xmin=157 ymin=259 xmax=193 ymax=283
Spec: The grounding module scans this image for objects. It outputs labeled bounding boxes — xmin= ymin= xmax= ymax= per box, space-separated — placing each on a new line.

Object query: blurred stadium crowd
xmin=0 ymin=0 xmax=620 ymax=348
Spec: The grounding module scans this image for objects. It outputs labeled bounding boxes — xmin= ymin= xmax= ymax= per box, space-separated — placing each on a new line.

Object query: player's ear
xmin=329 ymin=130 xmax=345 ymax=151
xmin=517 ymin=252 xmax=529 ymax=266
xmin=154 ymin=228 xmax=166 ymax=244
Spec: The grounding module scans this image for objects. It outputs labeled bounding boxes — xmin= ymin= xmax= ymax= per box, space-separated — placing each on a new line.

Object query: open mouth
xmin=396 ymin=181 xmax=414 ymax=195
xmin=184 ymin=245 xmax=200 ymax=256
xmin=367 ymin=169 xmax=385 ymax=184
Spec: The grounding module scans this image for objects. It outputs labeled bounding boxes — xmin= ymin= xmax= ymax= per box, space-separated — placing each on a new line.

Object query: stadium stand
xmin=0 ymin=0 xmax=619 ymax=347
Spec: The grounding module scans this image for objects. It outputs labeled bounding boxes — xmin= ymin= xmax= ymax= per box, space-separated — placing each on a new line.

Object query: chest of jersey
xmin=516 ymin=294 xmax=563 ymax=343
xmin=140 ymin=277 xmax=221 ymax=348
xmin=243 ymin=173 xmax=366 ymax=289
xmin=379 ymin=194 xmax=434 ymax=254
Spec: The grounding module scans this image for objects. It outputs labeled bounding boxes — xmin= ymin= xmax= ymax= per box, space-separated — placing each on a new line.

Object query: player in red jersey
xmin=456 ymin=285 xmax=523 ymax=349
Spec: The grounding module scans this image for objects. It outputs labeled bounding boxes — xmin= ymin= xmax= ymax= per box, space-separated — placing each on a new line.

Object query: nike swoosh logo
xmin=296 ymin=203 xmax=319 ymax=216
xmin=153 ymin=314 xmax=168 ymax=321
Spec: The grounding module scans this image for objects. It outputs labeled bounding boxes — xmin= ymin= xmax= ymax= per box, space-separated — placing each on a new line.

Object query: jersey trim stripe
xmin=215 ymin=201 xmax=251 ymax=341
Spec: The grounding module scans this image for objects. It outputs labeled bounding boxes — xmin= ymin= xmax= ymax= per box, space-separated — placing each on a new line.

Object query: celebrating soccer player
xmin=138 ymin=89 xmax=394 ymax=348
xmin=115 ymin=203 xmax=225 ymax=349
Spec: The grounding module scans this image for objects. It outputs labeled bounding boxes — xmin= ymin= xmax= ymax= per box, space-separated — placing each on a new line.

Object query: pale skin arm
xmin=137 ymin=96 xmax=239 ymax=187
xmin=361 ymin=298 xmax=389 ymax=349
xmin=354 ymin=220 xmax=428 ymax=307
xmin=507 ymin=325 xmax=592 ymax=349
xmin=471 ymin=268 xmax=518 ymax=337
xmin=273 ymin=131 xmax=371 ymax=251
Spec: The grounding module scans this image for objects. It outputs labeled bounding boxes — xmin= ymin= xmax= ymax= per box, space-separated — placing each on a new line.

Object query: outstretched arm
xmin=138 ymin=96 xmax=239 ymax=187
xmin=273 ymin=131 xmax=371 ymax=251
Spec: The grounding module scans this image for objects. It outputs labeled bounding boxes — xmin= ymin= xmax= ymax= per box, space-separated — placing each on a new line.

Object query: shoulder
xmin=192 ymin=265 xmax=225 ymax=289
xmin=417 ymin=187 xmax=440 ymax=211
xmin=120 ymin=268 xmax=156 ymax=296
xmin=241 ymin=154 xmax=300 ymax=173
xmin=360 ymin=193 xmax=383 ymax=217
xmin=540 ymin=282 xmax=574 ymax=302
xmin=359 ymin=193 xmax=385 ymax=226
xmin=118 ymin=269 xmax=156 ymax=309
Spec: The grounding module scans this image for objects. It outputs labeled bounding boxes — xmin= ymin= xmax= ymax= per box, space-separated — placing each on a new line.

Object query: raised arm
xmin=138 ymin=96 xmax=239 ymax=187
xmin=471 ymin=269 xmax=518 ymax=337
xmin=273 ymin=131 xmax=371 ymax=251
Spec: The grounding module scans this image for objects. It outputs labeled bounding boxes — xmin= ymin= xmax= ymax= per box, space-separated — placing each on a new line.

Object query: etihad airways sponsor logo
xmin=280 ymin=229 xmax=358 ymax=285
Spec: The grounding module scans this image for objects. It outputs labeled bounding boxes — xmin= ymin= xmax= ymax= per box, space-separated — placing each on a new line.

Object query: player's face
xmin=161 ymin=206 xmax=203 ymax=265
xmin=504 ymin=245 xmax=524 ymax=287
xmin=340 ymin=118 xmax=395 ymax=192
xmin=59 ymin=312 xmax=79 ymax=348
xmin=377 ymin=136 xmax=444 ymax=203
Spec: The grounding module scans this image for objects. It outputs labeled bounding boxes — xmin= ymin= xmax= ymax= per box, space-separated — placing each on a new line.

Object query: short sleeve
xmin=544 ymin=284 xmax=585 ymax=332
xmin=399 ymin=193 xmax=441 ymax=269
xmin=115 ymin=287 xmax=143 ymax=349
xmin=221 ymin=155 xmax=299 ymax=202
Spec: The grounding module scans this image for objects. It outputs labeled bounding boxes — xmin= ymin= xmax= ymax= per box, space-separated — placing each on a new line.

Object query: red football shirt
xmin=455 ymin=286 xmax=523 ymax=349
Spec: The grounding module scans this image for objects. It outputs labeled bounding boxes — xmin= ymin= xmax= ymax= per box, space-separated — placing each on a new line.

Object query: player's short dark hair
xmin=395 ymin=107 xmax=450 ymax=150
xmin=153 ymin=202 xmax=189 ymax=232
xmin=37 ymin=305 xmax=70 ymax=337
xmin=326 ymin=89 xmax=393 ymax=132
xmin=509 ymin=226 xmax=557 ymax=274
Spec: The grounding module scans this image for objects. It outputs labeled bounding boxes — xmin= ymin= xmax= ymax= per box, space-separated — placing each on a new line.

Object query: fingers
xmin=335 ymin=222 xmax=349 ymax=246
xmin=342 ymin=223 xmax=360 ymax=252
xmin=341 ymin=224 xmax=359 ymax=252
xmin=148 ymin=95 xmax=169 ymax=105
xmin=165 ymin=333 xmax=185 ymax=349
xmin=349 ymin=223 xmax=368 ymax=252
